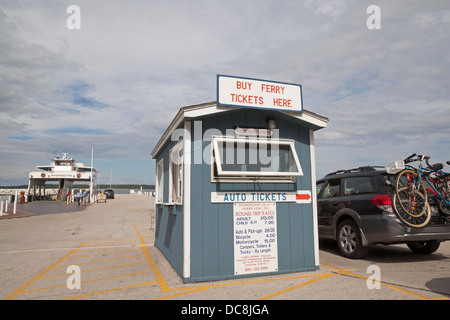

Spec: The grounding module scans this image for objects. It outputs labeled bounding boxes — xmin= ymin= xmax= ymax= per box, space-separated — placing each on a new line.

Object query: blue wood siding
xmin=187 ymin=109 xmax=317 ymax=282
xmin=153 ymin=108 xmax=318 ymax=282
xmin=154 ymin=133 xmax=184 ymax=278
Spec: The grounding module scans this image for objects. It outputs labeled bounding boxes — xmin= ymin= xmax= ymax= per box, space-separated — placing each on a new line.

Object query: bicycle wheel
xmin=392 ymin=192 xmax=431 ymax=228
xmin=395 ymin=169 xmax=428 ymax=217
xmin=436 ymin=175 xmax=450 ymax=217
xmin=438 ymin=199 xmax=450 ymax=217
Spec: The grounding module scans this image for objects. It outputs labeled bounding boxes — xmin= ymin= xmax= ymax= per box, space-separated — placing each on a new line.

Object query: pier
xmin=0 ymin=194 xmax=449 ymax=301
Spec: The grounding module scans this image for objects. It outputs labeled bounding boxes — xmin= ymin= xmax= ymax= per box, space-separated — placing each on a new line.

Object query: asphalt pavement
xmin=1 ymin=194 xmax=448 ymax=307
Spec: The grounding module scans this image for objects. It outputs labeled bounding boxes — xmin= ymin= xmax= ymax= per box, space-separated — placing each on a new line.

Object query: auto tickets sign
xmin=217 ymin=75 xmax=303 ymax=113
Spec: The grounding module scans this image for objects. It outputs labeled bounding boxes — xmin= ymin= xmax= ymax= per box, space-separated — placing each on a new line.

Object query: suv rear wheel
xmin=337 ymin=219 xmax=370 ymax=259
xmin=407 ymin=240 xmax=440 ymax=254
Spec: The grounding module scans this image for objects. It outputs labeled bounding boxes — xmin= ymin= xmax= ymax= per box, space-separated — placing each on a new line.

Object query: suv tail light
xmin=371 ymin=194 xmax=393 ymax=213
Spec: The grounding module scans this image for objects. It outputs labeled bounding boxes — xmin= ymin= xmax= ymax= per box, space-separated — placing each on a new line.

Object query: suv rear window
xmin=376 ymin=174 xmax=396 ymax=194
xmin=342 ymin=177 xmax=374 ymax=195
xmin=322 ymin=179 xmax=340 ymax=198
xmin=316 ymin=181 xmax=325 ymax=196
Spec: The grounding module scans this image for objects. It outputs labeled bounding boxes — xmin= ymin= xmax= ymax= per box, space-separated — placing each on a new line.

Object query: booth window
xmin=155 ymin=159 xmax=164 ymax=204
xmin=211 ymin=136 xmax=303 ymax=182
xmin=169 ymin=141 xmax=183 ymax=204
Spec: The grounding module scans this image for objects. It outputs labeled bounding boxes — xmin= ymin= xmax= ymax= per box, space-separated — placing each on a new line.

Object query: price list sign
xmin=233 ymin=202 xmax=278 ymax=275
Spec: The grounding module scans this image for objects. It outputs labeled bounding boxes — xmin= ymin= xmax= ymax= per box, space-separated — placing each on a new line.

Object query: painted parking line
xmin=258 ymin=273 xmax=335 ymax=300
xmin=134 ymin=224 xmax=170 ymax=292
xmin=134 ymin=225 xmax=337 ymax=300
xmin=4 ymin=243 xmax=85 ymax=300
xmin=53 ymin=254 xmax=146 ymax=269
xmin=4 ymin=229 xmax=156 ymax=300
xmin=135 ymin=227 xmax=449 ymax=300
xmin=21 ymin=270 xmax=153 ymax=295
xmin=7 ymin=223 xmax=447 ymax=300
xmin=256 ymin=267 xmax=359 ymax=300
xmin=39 ymin=261 xmax=149 ymax=279
xmin=151 ymin=272 xmax=341 ymax=300
xmin=132 ymin=224 xmax=360 ymax=300
xmin=63 ymin=281 xmax=158 ymax=300
xmin=320 ymin=263 xmax=436 ymax=300
xmin=64 ymin=248 xmax=142 ymax=260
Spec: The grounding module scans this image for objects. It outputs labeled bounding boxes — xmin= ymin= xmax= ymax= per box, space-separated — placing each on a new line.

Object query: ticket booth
xmin=151 ymin=75 xmax=328 ymax=282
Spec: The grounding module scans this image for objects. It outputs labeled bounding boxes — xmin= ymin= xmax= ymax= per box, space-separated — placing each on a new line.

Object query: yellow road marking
xmin=63 ymin=281 xmax=158 ymax=300
xmin=134 ymin=224 xmax=171 ymax=292
xmin=5 ymin=226 xmax=156 ymax=300
xmin=80 ymin=239 xmax=142 ymax=248
xmin=65 ymin=248 xmax=142 ymax=260
xmin=38 ymin=261 xmax=150 ymax=279
xmin=4 ymin=230 xmax=154 ymax=300
xmin=53 ymin=254 xmax=145 ymax=268
xmin=255 ymin=268 xmax=357 ymax=300
xmin=153 ymin=273 xmax=338 ymax=300
xmin=21 ymin=270 xmax=153 ymax=294
xmin=72 ymin=244 xmax=142 ymax=253
xmin=4 ymin=242 xmax=85 ymax=300
xmin=10 ymin=223 xmax=443 ymax=300
xmin=320 ymin=263 xmax=433 ymax=300
xmin=133 ymin=224 xmax=372 ymax=300
xmin=82 ymin=236 xmax=142 ymax=243
xmin=258 ymin=273 xmax=335 ymax=300
xmin=155 ymin=288 xmax=210 ymax=300
xmin=134 ymin=224 xmax=316 ymax=299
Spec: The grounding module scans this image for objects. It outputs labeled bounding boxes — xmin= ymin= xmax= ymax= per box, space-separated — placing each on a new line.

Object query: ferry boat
xmin=28 ymin=153 xmax=97 ymax=201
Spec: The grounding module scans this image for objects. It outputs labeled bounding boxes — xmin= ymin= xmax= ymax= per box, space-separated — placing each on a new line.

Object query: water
xmin=109 ymin=189 xmax=154 ymax=194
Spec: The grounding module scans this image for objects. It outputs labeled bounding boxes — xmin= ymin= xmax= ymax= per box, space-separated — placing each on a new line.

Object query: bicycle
xmin=423 ymin=159 xmax=450 ymax=217
xmin=392 ymin=153 xmax=450 ymax=228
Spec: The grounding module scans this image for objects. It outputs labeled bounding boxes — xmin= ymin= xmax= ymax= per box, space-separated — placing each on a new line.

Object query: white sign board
xmin=217 ymin=75 xmax=303 ymax=113
xmin=233 ymin=202 xmax=278 ymax=275
xmin=211 ymin=191 xmax=311 ymax=203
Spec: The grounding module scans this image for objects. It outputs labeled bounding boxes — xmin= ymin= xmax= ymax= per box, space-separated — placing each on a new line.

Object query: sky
xmin=0 ymin=0 xmax=449 ymax=186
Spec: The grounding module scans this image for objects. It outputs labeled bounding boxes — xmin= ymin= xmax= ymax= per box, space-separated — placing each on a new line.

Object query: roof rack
xmin=325 ymin=166 xmax=378 ymax=177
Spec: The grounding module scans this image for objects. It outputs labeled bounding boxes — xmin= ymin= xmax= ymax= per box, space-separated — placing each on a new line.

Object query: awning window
xmin=211 ymin=136 xmax=303 ymax=182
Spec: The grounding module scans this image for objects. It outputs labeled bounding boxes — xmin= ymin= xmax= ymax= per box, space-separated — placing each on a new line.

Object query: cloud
xmin=0 ymin=1 xmax=449 ymax=185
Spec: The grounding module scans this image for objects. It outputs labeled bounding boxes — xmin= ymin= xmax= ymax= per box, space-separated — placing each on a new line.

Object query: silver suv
xmin=316 ymin=166 xmax=450 ymax=258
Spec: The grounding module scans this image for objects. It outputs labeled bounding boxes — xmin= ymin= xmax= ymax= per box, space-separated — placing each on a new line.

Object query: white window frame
xmin=169 ymin=140 xmax=183 ymax=204
xmin=155 ymin=158 xmax=164 ymax=204
xmin=211 ymin=136 xmax=303 ymax=183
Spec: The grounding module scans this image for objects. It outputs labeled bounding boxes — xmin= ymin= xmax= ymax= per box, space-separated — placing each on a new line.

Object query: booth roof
xmin=151 ymin=101 xmax=328 ymax=159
